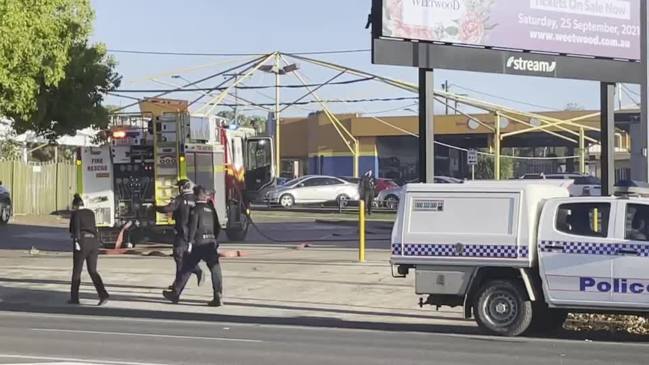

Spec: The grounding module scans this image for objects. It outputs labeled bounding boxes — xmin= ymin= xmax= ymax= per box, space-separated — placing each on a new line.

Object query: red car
xmin=339 ymin=177 xmax=398 ymax=196
xmin=374 ymin=178 xmax=399 ymax=195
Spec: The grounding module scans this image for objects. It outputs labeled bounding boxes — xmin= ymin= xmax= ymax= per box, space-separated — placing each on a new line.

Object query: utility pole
xmin=274 ymin=53 xmax=281 ymax=177
xmin=443 ymin=80 xmax=450 ymax=115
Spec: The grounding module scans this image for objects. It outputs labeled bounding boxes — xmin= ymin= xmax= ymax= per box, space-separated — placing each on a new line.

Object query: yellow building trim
xmin=308 ymin=152 xmax=376 ymax=158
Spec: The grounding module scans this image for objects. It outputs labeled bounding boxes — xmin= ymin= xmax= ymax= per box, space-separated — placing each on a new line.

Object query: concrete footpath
xmin=0 ymin=244 xmax=472 ymax=332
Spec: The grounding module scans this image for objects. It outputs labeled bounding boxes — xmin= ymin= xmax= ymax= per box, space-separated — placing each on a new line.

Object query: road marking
xmin=0 ymin=354 xmax=166 ymax=365
xmin=31 ymin=328 xmax=262 ymax=343
xmin=2 ymin=362 xmax=117 ymax=365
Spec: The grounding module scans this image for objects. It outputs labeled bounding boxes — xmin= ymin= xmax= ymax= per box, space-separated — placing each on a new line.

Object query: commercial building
xmin=279 ymin=109 xmax=637 ymax=182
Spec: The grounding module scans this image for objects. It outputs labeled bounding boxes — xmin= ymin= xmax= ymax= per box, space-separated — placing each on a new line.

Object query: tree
xmin=0 ymin=140 xmax=21 ymax=161
xmin=0 ymin=0 xmax=93 ymax=123
xmin=216 ymin=111 xmax=267 ymax=134
xmin=14 ymin=43 xmax=122 ymax=137
xmin=475 ymin=154 xmax=514 ymax=180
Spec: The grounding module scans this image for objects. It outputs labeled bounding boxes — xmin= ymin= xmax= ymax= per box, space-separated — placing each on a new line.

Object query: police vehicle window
xmin=556 ymin=203 xmax=610 ymax=238
xmin=625 ymin=204 xmax=649 ymax=241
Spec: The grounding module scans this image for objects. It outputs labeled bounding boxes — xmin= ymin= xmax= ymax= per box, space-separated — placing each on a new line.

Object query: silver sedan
xmin=264 ymin=175 xmax=360 ymax=208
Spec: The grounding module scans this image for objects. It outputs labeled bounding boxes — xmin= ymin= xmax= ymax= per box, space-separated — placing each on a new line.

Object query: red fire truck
xmin=75 ymin=98 xmax=273 ymax=246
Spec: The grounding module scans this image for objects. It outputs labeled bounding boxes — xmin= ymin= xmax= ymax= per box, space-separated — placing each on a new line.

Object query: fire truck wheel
xmin=474 ymin=279 xmax=533 ymax=337
xmin=226 ymin=219 xmax=249 ymax=242
xmin=279 ymin=194 xmax=295 ymax=208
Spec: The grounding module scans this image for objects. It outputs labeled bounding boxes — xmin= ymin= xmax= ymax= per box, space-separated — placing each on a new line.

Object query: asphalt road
xmin=0 ymin=311 xmax=646 ymax=365
xmin=1 ymin=211 xmax=393 ymax=252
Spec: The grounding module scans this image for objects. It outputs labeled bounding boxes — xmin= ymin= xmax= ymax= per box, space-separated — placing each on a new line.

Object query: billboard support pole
xmin=601 ymin=82 xmax=616 ymax=196
xmin=579 ymin=127 xmax=586 ymax=175
xmin=419 ymin=69 xmax=435 ymax=183
xmin=495 ymin=113 xmax=501 ymax=180
xmin=637 ymin=0 xmax=649 ymax=182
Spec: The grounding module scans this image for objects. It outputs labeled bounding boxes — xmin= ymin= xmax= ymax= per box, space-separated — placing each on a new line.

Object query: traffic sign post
xmin=467 ymin=149 xmax=478 ymax=181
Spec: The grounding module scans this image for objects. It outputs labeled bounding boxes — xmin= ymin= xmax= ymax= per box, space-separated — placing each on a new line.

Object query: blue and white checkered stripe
xmin=540 ymin=240 xmax=649 ymax=257
xmin=393 ymin=243 xmax=529 ymax=258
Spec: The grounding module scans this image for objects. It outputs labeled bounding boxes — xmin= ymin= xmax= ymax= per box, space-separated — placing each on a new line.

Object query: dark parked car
xmin=0 ymin=181 xmax=12 ymax=225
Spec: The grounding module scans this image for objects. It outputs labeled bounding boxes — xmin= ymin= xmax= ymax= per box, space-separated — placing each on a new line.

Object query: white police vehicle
xmin=391 ymin=181 xmax=649 ymax=336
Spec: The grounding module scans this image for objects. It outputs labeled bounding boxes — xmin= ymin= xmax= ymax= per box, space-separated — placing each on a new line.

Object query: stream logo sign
xmin=505 ymin=55 xmax=557 ymax=76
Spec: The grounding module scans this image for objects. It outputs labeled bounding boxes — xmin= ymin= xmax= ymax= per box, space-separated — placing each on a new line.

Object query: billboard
xmin=382 ymin=0 xmax=641 ymax=61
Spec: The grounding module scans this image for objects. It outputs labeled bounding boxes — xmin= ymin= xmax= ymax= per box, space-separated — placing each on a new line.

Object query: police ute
xmin=391 ymin=181 xmax=649 ymax=336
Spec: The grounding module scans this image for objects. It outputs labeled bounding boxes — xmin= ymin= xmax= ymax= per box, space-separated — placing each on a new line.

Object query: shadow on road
xmin=0 ymin=283 xmax=647 ymax=344
xmin=0 ymin=223 xmax=70 ymax=252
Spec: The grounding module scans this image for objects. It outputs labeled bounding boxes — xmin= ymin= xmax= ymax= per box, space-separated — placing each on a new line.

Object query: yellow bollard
xmin=359 ymin=200 xmax=366 ymax=263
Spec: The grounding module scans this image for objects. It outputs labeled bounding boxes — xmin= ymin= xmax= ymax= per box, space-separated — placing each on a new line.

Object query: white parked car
xmin=264 ymin=175 xmax=360 ymax=208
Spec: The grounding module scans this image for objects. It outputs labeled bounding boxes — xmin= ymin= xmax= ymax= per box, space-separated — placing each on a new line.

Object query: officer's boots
xmin=208 ymin=293 xmax=223 ymax=307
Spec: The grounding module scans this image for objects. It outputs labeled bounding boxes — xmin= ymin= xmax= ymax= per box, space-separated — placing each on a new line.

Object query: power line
xmin=113 ymin=77 xmax=375 ymax=93
xmin=216 ymin=96 xmax=418 ymax=107
xmin=107 ymin=49 xmax=371 ymax=57
xmin=106 ymin=94 xmax=419 ymax=107
xmin=450 ymin=83 xmax=559 ymax=111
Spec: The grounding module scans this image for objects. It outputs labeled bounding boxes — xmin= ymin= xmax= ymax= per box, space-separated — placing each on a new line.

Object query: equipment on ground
xmin=392 ymin=181 xmax=649 ymax=336
xmin=76 ymin=98 xmax=274 ymax=246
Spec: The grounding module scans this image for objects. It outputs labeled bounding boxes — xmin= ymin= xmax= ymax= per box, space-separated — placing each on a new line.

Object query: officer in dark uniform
xmin=155 ymin=179 xmax=203 ymax=289
xmin=68 ymin=194 xmax=109 ymax=305
xmin=163 ymin=186 xmax=223 ymax=307
xmin=359 ymin=170 xmax=376 ymax=215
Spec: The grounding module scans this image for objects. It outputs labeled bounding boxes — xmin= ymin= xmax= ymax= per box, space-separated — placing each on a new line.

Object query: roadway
xmin=0 ymin=210 xmax=394 ymax=252
xmin=0 ymin=311 xmax=646 ymax=365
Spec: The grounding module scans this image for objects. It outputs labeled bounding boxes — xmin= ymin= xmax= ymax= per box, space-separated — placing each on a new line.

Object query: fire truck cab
xmin=76 ymin=98 xmax=273 ymax=246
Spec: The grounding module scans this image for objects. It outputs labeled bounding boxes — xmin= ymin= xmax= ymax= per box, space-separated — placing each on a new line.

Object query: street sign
xmin=467 ymin=149 xmax=478 ymax=166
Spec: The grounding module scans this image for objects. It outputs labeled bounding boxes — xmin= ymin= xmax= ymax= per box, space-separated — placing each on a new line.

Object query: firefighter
xmin=68 ymin=194 xmax=109 ymax=305
xmin=163 ymin=186 xmax=223 ymax=307
xmin=359 ymin=170 xmax=376 ymax=215
xmin=155 ymin=179 xmax=203 ymax=290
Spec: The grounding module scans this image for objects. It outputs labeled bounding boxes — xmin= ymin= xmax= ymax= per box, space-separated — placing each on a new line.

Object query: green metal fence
xmin=0 ymin=160 xmax=77 ymax=215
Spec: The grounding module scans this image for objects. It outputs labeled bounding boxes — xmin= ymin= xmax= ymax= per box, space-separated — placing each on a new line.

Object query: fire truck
xmin=75 ymin=98 xmax=274 ymax=246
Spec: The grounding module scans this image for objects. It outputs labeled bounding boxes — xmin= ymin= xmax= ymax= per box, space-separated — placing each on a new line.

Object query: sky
xmin=90 ymin=0 xmax=640 ymax=118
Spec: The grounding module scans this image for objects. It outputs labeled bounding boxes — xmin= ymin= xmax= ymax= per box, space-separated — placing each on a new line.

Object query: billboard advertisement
xmin=382 ymin=0 xmax=641 ymax=60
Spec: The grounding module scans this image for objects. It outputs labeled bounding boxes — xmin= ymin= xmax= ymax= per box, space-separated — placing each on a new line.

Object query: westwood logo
xmin=506 ymin=56 xmax=557 ymax=74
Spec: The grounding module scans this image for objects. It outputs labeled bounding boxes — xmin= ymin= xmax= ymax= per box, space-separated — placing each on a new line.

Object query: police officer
xmin=163 ymin=186 xmax=223 ymax=307
xmin=69 ymin=194 xmax=109 ymax=305
xmin=359 ymin=170 xmax=376 ymax=215
xmin=155 ymin=179 xmax=203 ymax=289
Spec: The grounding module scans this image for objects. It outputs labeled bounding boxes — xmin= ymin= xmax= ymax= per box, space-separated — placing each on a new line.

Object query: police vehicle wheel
xmin=279 ymin=194 xmax=295 ymax=209
xmin=0 ymin=202 xmax=9 ymax=225
xmin=474 ymin=280 xmax=533 ymax=337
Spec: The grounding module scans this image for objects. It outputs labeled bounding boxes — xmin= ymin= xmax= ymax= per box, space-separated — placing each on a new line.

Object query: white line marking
xmin=0 ymin=354 xmax=166 ymax=365
xmin=31 ymin=328 xmax=262 ymax=343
